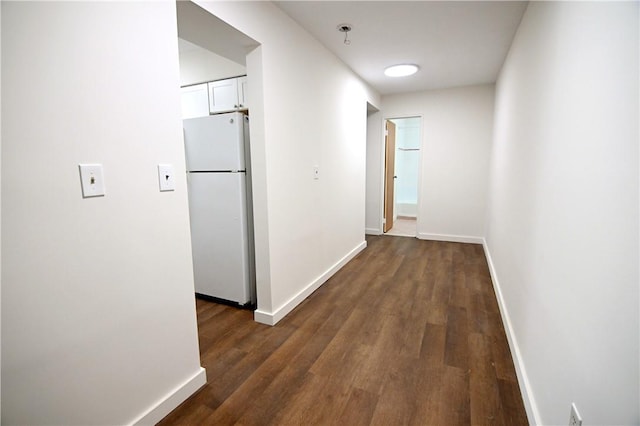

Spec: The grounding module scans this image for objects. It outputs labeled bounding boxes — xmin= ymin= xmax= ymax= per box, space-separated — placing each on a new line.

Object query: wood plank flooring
xmin=158 ymin=235 xmax=528 ymax=426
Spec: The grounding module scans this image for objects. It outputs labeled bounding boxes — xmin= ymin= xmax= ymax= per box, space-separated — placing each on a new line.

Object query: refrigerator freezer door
xmin=188 ymin=172 xmax=251 ymax=304
xmin=183 ymin=112 xmax=245 ymax=172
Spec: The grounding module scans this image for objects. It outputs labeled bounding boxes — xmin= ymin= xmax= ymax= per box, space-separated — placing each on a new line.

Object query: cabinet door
xmin=181 ymin=83 xmax=209 ymax=119
xmin=208 ymin=79 xmax=239 ymax=114
xmin=237 ymin=76 xmax=248 ymax=110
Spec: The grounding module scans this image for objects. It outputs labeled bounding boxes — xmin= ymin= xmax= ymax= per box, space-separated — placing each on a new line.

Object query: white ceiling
xmin=274 ymin=1 xmax=528 ymax=95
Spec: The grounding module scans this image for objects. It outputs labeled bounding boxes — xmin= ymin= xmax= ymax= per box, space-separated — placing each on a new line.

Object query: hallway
xmin=160 ymin=236 xmax=528 ymax=425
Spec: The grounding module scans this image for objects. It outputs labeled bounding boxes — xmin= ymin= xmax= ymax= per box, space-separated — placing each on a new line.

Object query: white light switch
xmin=158 ymin=164 xmax=175 ymax=192
xmin=313 ymin=165 xmax=320 ymax=180
xmin=79 ymin=164 xmax=105 ymax=198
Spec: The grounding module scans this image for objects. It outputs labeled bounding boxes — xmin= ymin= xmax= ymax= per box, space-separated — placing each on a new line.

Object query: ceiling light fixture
xmin=337 ymin=23 xmax=352 ymax=45
xmin=384 ymin=64 xmax=419 ymax=77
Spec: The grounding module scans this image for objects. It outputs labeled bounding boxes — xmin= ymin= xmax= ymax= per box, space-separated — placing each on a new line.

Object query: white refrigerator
xmin=183 ymin=112 xmax=255 ymax=307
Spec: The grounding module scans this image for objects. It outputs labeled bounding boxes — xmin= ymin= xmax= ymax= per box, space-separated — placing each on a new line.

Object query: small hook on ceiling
xmin=337 ymin=23 xmax=352 ymax=45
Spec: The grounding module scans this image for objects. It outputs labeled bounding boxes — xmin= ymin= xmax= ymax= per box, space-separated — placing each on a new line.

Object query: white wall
xmin=194 ymin=1 xmax=381 ymax=324
xmin=178 ymin=39 xmax=246 ymax=86
xmin=379 ymin=84 xmax=495 ymax=242
xmin=485 ymin=2 xmax=639 ymax=424
xmin=2 ymin=2 xmax=204 ymax=424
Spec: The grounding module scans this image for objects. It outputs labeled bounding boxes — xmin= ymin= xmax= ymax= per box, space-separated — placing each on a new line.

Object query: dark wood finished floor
xmin=159 ymin=235 xmax=528 ymax=425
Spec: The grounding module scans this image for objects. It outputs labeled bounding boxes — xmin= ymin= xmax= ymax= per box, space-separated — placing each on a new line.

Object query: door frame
xmin=379 ymin=114 xmax=425 ymax=235
xmin=176 ymin=2 xmax=267 ymax=314
xmin=383 ymin=120 xmax=396 ymax=233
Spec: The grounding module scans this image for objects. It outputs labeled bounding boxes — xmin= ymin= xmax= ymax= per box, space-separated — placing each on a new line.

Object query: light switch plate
xmin=313 ymin=165 xmax=320 ymax=180
xmin=158 ymin=164 xmax=175 ymax=192
xmin=78 ymin=164 xmax=105 ymax=198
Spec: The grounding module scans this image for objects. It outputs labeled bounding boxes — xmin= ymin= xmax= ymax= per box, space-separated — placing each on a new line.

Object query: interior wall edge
xmin=254 ymin=240 xmax=367 ymax=326
xmin=130 ymin=367 xmax=207 ymax=426
xmin=482 ymin=239 xmax=541 ymax=425
xmin=244 ymin=45 xmax=273 ymax=315
xmin=0 ymin=0 xmax=3 ymax=420
xmin=365 ymin=228 xmax=382 ymax=236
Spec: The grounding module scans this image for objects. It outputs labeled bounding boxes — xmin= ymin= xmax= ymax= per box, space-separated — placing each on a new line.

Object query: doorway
xmin=176 ymin=1 xmax=267 ymax=313
xmin=383 ymin=116 xmax=422 ymax=237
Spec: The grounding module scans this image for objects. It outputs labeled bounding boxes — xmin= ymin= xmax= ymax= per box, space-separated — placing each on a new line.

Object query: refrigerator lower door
xmin=188 ymin=172 xmax=251 ymax=305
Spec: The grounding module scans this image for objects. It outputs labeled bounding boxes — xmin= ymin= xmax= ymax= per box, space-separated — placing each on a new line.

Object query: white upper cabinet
xmin=208 ymin=78 xmax=238 ymax=114
xmin=208 ymin=76 xmax=248 ymax=114
xmin=181 ymin=83 xmax=209 ymax=119
xmin=181 ymin=77 xmax=248 ymax=117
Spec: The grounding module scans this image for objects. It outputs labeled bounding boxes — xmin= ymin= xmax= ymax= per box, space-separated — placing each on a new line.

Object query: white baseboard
xmin=253 ymin=309 xmax=275 ymax=326
xmin=482 ymin=239 xmax=541 ymax=426
xmin=417 ymin=232 xmax=484 ymax=244
xmin=131 ymin=367 xmax=207 ymax=425
xmin=254 ymin=240 xmax=367 ymax=326
xmin=365 ymin=227 xmax=382 ymax=235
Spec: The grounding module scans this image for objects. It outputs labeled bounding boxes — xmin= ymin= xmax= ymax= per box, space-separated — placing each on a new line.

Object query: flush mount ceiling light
xmin=384 ymin=64 xmax=419 ymax=77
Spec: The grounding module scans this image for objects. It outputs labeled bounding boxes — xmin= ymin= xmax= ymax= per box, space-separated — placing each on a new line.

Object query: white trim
xmin=253 ymin=309 xmax=274 ymax=326
xmin=417 ymin=232 xmax=483 ymax=244
xmin=131 ymin=367 xmax=207 ymax=425
xmin=378 ymin=118 xmax=386 ymax=233
xmin=365 ymin=227 xmax=382 ymax=235
xmin=254 ymin=240 xmax=367 ymax=326
xmin=482 ymin=239 xmax=541 ymax=426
